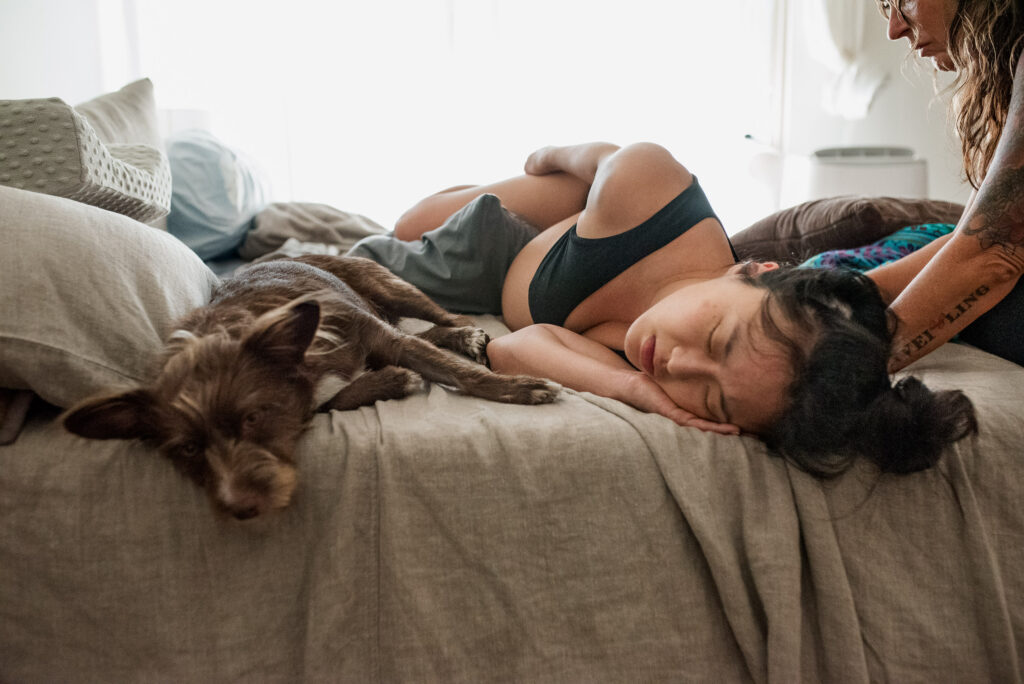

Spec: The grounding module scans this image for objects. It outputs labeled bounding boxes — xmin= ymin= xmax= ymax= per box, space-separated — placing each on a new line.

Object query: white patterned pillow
xmin=0 ymin=81 xmax=171 ymax=223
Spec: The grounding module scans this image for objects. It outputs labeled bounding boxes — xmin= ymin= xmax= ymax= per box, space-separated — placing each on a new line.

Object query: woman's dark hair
xmin=741 ymin=267 xmax=978 ymax=478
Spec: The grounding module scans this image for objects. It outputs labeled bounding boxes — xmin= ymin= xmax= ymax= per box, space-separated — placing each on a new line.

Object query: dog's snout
xmin=232 ymin=506 xmax=260 ymax=521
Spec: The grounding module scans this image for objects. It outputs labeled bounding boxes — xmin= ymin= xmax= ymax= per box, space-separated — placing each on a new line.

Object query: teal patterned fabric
xmin=799 ymin=223 xmax=955 ymax=272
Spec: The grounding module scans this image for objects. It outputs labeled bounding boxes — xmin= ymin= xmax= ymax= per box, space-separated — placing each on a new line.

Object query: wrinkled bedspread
xmin=1 ymin=342 xmax=1022 ymax=682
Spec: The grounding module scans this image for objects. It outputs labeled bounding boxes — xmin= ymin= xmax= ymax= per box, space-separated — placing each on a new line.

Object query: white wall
xmin=0 ymin=0 xmax=105 ymax=102
xmin=781 ymin=0 xmax=971 ymax=205
xmin=0 ymin=0 xmax=972 ymax=212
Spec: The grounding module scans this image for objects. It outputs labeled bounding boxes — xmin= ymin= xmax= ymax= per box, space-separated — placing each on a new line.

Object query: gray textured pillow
xmin=0 ymin=79 xmax=171 ymax=223
xmin=731 ymin=195 xmax=966 ymax=263
xmin=0 ymin=184 xmax=218 ymax=409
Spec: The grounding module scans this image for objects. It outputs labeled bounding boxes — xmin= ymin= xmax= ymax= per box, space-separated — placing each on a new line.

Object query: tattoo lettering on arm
xmin=890 ymin=285 xmax=993 ymax=368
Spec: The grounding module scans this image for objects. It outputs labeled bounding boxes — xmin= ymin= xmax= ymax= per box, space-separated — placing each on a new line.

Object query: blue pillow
xmin=166 ymin=129 xmax=268 ymax=260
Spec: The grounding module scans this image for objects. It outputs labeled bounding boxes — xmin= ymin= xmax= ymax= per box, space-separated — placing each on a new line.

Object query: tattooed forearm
xmin=962 ymin=164 xmax=1024 ymax=257
xmin=936 ymin=284 xmax=991 ymax=324
xmin=891 ymin=285 xmax=993 ymax=367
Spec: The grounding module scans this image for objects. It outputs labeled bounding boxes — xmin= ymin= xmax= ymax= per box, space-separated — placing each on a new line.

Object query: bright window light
xmin=128 ymin=0 xmax=783 ymax=231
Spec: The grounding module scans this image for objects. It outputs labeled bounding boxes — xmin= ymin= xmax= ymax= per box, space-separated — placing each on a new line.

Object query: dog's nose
xmin=232 ymin=506 xmax=260 ymax=520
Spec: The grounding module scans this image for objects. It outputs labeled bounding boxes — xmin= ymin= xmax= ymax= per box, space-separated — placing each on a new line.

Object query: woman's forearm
xmin=487 ymin=324 xmax=636 ymax=401
xmin=867 ymin=233 xmax=952 ymax=304
xmin=487 ymin=325 xmax=739 ymax=434
xmin=888 ymin=223 xmax=1023 ymax=371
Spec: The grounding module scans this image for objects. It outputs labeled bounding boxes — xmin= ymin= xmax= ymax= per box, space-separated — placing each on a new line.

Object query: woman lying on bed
xmin=349 ymin=142 xmax=976 ymax=477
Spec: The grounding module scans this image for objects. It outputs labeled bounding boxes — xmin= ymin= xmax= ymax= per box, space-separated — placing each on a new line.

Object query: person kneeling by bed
xmin=348 ymin=142 xmax=977 ymax=478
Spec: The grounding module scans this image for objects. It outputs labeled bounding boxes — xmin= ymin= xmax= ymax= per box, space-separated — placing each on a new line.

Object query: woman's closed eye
xmin=706 ymin=320 xmax=720 ymax=357
xmin=703 ymin=320 xmax=728 ymax=421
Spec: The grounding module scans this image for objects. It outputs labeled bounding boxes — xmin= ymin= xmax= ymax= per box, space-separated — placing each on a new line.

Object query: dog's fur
xmin=63 ymin=255 xmax=558 ymax=519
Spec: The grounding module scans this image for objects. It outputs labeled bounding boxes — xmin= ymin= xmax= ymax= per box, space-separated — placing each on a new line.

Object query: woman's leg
xmin=394 ymin=172 xmax=591 ymax=241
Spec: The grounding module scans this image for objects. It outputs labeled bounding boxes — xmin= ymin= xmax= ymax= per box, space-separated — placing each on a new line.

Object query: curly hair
xmin=946 ymin=0 xmax=1024 ymax=188
xmin=876 ymin=1 xmax=1024 ymax=187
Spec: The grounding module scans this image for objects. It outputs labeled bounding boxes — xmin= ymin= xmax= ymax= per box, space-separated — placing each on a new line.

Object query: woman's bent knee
xmin=394 ymin=185 xmax=486 ymax=241
xmin=486 ymin=334 xmax=516 ymax=372
xmin=608 ymin=142 xmax=690 ymax=179
xmin=393 ymin=202 xmax=435 ymax=241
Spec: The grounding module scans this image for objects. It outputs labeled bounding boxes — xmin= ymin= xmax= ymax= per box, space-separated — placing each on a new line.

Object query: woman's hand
xmin=623 ymin=372 xmax=740 ymax=436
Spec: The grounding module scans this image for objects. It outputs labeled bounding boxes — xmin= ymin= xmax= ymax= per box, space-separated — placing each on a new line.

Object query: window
xmin=125 ymin=0 xmax=784 ymax=231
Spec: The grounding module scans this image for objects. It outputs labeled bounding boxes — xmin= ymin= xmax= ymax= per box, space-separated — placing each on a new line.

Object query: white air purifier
xmin=805 ymin=146 xmax=928 ymax=199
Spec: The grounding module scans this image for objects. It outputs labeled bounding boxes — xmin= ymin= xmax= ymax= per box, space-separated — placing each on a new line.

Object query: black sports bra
xmin=527 ymin=178 xmax=731 ymax=326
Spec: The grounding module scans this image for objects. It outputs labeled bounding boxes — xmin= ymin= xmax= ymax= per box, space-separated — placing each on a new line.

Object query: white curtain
xmin=803 ymin=0 xmax=888 ymax=119
xmin=113 ymin=0 xmax=788 ymax=230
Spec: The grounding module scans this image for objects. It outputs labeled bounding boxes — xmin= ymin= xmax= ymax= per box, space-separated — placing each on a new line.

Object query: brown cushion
xmin=731 ymin=196 xmax=966 ymax=263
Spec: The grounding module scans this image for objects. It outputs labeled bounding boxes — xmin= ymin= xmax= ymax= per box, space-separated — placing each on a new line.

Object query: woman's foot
xmin=524 ymin=142 xmax=621 ymax=182
xmin=524 ymin=146 xmax=560 ymax=176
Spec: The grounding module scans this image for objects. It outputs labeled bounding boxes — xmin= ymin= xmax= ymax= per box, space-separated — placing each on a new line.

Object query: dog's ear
xmin=63 ymin=389 xmax=160 ymax=441
xmin=244 ymin=299 xmax=321 ymax=367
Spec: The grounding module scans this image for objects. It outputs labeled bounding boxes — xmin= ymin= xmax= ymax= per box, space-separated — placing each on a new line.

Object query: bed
xmin=1 ymin=80 xmax=1022 ymax=683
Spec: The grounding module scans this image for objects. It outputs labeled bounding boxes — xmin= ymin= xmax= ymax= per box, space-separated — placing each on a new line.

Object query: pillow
xmin=166 ymin=129 xmax=270 ymax=260
xmin=74 ymin=78 xmax=163 ymax=150
xmin=0 ymin=78 xmax=171 ymax=223
xmin=730 ymin=196 xmax=966 ymax=263
xmin=0 ymin=184 xmax=219 ymax=409
xmin=239 ymin=201 xmax=387 ymax=260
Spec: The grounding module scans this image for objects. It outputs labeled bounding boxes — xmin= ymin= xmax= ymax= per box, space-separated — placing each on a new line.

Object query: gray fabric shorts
xmin=346 ymin=194 xmax=537 ymax=315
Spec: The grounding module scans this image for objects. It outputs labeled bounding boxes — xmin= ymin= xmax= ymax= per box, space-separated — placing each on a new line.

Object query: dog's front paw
xmin=376 ymin=366 xmax=425 ymax=398
xmin=459 ymin=327 xmax=491 ymax=366
xmin=322 ymin=366 xmax=424 ymax=411
xmin=496 ymin=376 xmax=561 ymax=405
xmin=415 ymin=325 xmax=491 ymax=365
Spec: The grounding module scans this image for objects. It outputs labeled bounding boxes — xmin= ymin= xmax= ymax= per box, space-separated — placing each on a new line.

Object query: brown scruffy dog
xmin=63 ymin=255 xmax=559 ymax=520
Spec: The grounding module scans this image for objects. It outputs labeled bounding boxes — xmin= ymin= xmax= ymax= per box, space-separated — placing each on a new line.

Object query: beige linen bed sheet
xmin=0 ymin=343 xmax=1021 ymax=683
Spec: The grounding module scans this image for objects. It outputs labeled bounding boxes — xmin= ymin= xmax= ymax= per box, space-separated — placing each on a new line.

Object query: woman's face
xmin=623 ymin=266 xmax=799 ymax=434
xmin=877 ymin=0 xmax=959 ymax=71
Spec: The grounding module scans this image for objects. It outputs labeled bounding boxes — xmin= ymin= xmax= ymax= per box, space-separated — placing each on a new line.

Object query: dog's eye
xmin=241 ymin=410 xmax=265 ymax=438
xmin=178 ymin=441 xmax=201 ymax=458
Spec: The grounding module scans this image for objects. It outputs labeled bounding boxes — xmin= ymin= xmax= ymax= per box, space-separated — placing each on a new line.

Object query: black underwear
xmin=527 ymin=178 xmax=734 ymax=326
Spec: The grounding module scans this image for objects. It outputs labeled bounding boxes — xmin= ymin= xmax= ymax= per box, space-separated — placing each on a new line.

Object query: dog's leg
xmin=321 ymin=366 xmax=424 ymax=411
xmin=414 ymin=325 xmax=490 ymax=365
xmin=299 ymin=254 xmax=492 ymax=363
xmin=294 ymin=255 xmax=473 ymax=327
xmin=370 ymin=330 xmax=558 ymax=405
